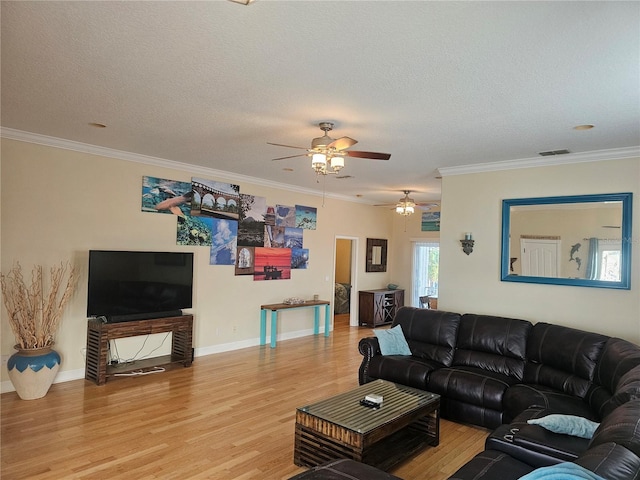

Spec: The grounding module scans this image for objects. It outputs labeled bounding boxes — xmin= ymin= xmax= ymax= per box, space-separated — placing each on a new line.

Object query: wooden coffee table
xmin=294 ymin=379 xmax=440 ymax=471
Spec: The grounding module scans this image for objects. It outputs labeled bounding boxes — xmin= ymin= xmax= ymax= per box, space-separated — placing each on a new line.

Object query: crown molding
xmin=437 ymin=146 xmax=640 ymax=177
xmin=0 ymin=127 xmax=366 ymax=204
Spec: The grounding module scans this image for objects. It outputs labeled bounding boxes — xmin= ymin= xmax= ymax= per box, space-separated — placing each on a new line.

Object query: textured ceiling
xmin=1 ymin=1 xmax=639 ymax=205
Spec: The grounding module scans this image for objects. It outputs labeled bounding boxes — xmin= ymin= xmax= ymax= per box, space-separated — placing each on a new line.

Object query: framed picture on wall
xmin=366 ymin=238 xmax=387 ymax=272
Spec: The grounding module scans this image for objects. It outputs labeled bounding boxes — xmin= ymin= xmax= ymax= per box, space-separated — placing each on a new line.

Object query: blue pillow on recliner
xmin=373 ymin=325 xmax=412 ymax=356
xmin=527 ymin=414 xmax=600 ymax=439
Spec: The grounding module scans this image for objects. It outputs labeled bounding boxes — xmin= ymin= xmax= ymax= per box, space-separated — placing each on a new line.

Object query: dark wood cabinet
xmin=358 ymin=289 xmax=404 ymax=327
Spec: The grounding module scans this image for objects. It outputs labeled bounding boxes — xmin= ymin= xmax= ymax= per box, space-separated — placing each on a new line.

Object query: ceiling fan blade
xmin=267 ymin=142 xmax=308 ymax=150
xmin=346 ymin=151 xmax=391 ymax=160
xmin=328 ymin=136 xmax=358 ymax=151
xmin=271 ymin=153 xmax=308 ymax=161
xmin=373 ymin=203 xmax=396 ymax=207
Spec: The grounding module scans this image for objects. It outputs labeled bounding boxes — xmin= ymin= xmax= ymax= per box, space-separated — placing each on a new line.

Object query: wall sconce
xmin=460 ymin=233 xmax=474 ymax=255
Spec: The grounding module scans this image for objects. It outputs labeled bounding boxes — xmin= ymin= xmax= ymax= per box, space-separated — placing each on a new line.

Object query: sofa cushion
xmin=486 ymin=422 xmax=588 ymax=467
xmin=392 ymin=307 xmax=460 ymax=367
xmin=287 ymin=459 xmax=402 ymax=480
xmin=428 ymin=366 xmax=519 ymax=411
xmin=373 ymin=325 xmax=411 ymax=356
xmin=503 ymin=384 xmax=598 ymax=423
xmin=587 ymin=338 xmax=640 ymax=416
xmin=574 ymin=442 xmax=640 ymax=480
xmin=598 ymin=365 xmax=640 ymax=418
xmin=448 ymin=449 xmax=534 ymax=480
xmin=490 ymin=407 xmax=590 ymax=466
xmin=453 ymin=314 xmax=532 ymax=379
xmin=589 ymin=400 xmax=640 ymax=457
xmin=523 ymin=323 xmax=608 ymax=399
xmin=441 ymin=397 xmax=504 ymax=429
xmin=527 ymin=415 xmax=599 ymax=439
xmin=365 ymin=355 xmax=440 ymax=390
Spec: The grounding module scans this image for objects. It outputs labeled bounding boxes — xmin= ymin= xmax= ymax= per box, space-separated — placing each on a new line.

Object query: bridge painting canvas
xmin=253 ymin=247 xmax=291 ymax=281
xmin=191 ymin=177 xmax=241 ymax=220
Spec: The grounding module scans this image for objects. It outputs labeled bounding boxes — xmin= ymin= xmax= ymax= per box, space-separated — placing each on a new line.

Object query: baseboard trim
xmin=1 ymin=327 xmax=331 ymax=394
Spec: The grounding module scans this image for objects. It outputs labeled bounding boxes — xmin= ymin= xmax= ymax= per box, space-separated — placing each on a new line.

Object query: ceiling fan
xmin=268 ymin=122 xmax=391 ymax=177
xmin=375 ymin=190 xmax=439 ymax=216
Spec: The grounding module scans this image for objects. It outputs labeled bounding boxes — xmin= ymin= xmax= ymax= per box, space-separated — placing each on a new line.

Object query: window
xmin=598 ymin=241 xmax=622 ymax=282
xmin=412 ymin=241 xmax=439 ymax=307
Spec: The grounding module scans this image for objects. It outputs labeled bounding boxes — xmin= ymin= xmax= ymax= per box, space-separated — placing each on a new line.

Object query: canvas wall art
xmin=235 ymin=247 xmax=255 ymax=276
xmin=238 ymin=193 xmax=266 ymax=247
xmin=421 ymin=212 xmax=441 ymax=232
xmin=253 ymin=247 xmax=292 ymax=281
xmin=191 ymin=177 xmax=240 ymax=220
xmin=265 ymin=206 xmax=276 ymax=226
xmin=295 ymin=205 xmax=317 ymax=230
xmin=264 ymin=225 xmax=285 ymax=248
xmin=177 ymin=215 xmax=214 ymax=246
xmin=275 ymin=205 xmax=296 ymax=227
xmin=141 ymin=176 xmax=192 ymax=216
xmin=291 ymin=248 xmax=309 ymax=269
xmin=284 ymin=227 xmax=303 ymax=249
xmin=209 ymin=218 xmax=238 ymax=265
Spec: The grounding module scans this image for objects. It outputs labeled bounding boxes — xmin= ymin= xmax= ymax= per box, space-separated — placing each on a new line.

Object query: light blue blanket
xmin=519 ymin=463 xmax=606 ymax=480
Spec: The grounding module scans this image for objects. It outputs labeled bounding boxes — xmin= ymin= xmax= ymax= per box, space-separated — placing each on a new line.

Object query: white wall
xmin=439 ymin=157 xmax=640 ymax=343
xmin=0 ymin=138 xmax=394 ymax=387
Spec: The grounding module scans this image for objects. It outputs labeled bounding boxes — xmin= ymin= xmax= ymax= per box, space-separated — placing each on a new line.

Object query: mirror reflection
xmin=372 ymin=246 xmax=382 ymax=265
xmin=501 ymin=193 xmax=632 ymax=289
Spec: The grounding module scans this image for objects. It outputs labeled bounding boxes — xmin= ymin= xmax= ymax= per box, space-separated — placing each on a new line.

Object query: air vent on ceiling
xmin=538 ymin=149 xmax=571 ymax=156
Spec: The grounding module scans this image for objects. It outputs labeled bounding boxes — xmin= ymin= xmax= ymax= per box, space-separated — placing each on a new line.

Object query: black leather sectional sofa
xmin=354 ymin=306 xmax=640 ymax=480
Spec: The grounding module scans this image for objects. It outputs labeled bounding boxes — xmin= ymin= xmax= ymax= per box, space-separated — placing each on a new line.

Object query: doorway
xmin=334 ymin=236 xmax=359 ymax=327
xmin=411 ymin=241 xmax=440 ymax=307
xmin=520 ymin=238 xmax=561 ymax=277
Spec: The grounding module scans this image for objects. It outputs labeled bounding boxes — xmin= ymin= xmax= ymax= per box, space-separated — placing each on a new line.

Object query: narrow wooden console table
xmin=260 ymin=300 xmax=330 ymax=348
xmin=85 ymin=314 xmax=193 ymax=385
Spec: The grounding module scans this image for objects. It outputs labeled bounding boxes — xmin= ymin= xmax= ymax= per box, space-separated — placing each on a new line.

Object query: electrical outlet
xmin=1 ymin=355 xmax=9 ymax=367
xmin=232 ymin=325 xmax=237 ymax=333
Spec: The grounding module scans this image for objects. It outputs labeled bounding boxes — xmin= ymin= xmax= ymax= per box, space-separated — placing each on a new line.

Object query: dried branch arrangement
xmin=1 ymin=262 xmax=77 ymax=349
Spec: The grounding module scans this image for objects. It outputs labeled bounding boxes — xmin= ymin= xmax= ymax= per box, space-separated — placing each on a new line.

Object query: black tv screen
xmin=87 ymin=250 xmax=194 ymax=322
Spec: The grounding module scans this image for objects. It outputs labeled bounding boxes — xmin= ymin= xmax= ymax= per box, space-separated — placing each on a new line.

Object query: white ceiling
xmin=2 ymin=1 xmax=639 ymax=205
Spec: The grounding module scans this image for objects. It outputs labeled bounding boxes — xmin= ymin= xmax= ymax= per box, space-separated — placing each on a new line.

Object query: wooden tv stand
xmin=85 ymin=314 xmax=193 ymax=385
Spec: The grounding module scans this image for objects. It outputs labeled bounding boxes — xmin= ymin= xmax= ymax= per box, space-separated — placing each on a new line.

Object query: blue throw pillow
xmin=519 ymin=462 xmax=606 ymax=480
xmin=373 ymin=325 xmax=412 ymax=356
xmin=527 ymin=414 xmax=600 ymax=439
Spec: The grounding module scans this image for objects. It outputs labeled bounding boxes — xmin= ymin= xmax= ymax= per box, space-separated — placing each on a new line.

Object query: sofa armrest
xmin=358 ymin=336 xmax=381 ymax=385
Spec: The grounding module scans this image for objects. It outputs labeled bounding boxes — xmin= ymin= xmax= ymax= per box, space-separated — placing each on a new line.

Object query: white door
xmin=520 ymin=238 xmax=561 ymax=277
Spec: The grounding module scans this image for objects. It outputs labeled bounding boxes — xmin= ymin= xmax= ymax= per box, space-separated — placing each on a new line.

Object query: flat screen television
xmin=87 ymin=250 xmax=194 ymax=323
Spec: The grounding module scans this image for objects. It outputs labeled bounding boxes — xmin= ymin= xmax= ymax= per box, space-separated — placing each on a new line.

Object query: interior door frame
xmin=520 ymin=238 xmax=561 ymax=277
xmin=334 ymin=235 xmax=359 ymax=327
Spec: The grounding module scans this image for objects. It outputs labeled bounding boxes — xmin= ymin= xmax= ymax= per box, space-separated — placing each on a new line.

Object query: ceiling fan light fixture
xmin=312 ymin=153 xmax=327 ymax=173
xmin=396 ymin=204 xmax=414 ymax=216
xmin=330 ymin=156 xmax=344 ymax=170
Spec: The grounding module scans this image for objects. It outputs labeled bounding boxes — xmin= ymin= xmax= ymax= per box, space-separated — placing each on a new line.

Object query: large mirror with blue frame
xmin=501 ymin=192 xmax=632 ymax=289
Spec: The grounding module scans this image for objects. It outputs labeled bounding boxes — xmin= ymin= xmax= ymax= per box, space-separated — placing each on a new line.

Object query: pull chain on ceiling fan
xmin=268 ymin=122 xmax=391 ymax=180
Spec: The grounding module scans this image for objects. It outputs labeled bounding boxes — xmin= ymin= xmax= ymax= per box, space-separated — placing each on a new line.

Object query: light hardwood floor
xmin=1 ymin=321 xmax=488 ymax=479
